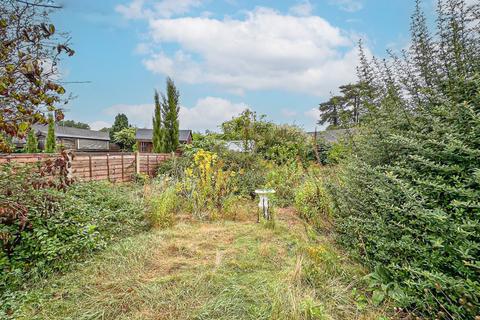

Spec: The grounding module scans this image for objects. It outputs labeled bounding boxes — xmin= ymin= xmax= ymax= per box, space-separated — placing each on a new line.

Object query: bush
xmin=0 ymin=162 xmax=147 ymax=296
xmin=220 ymin=151 xmax=268 ymax=198
xmin=330 ymin=1 xmax=480 ymax=317
xmin=265 ymin=162 xmax=304 ymax=207
xmin=294 ymin=176 xmax=332 ymax=231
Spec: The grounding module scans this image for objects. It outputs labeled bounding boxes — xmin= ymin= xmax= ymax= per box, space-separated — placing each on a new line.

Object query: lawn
xmin=13 ymin=208 xmax=390 ymax=320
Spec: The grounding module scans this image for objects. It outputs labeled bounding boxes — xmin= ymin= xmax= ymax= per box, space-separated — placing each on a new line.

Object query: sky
xmin=51 ymin=0 xmax=434 ymax=132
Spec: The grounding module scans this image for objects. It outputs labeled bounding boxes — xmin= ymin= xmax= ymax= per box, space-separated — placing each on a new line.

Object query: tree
xmin=221 ymin=109 xmax=264 ymax=152
xmin=110 ymin=114 xmax=129 ymax=141
xmin=45 ymin=114 xmax=55 ymax=153
xmin=152 ymin=90 xmax=165 ymax=152
xmin=24 ymin=129 xmax=39 ymax=153
xmin=339 ymin=83 xmax=364 ymax=125
xmin=58 ymin=120 xmax=90 ymax=129
xmin=318 ymin=95 xmax=344 ymax=129
xmin=113 ymin=127 xmax=136 ymax=152
xmin=0 ymin=0 xmax=74 ymax=152
xmin=161 ymin=77 xmax=180 ymax=152
xmin=331 ymin=0 xmax=480 ymax=318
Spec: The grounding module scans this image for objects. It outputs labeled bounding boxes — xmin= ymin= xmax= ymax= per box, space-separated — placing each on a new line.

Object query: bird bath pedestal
xmin=255 ymin=189 xmax=275 ymax=223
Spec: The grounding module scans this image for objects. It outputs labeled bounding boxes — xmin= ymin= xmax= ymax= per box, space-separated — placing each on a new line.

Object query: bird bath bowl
xmin=255 ymin=189 xmax=275 ymax=222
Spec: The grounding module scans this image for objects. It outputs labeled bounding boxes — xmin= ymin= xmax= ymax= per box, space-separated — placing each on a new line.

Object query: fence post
xmin=147 ymin=155 xmax=150 ymax=177
xmin=88 ymin=155 xmax=93 ymax=180
xmin=135 ymin=151 xmax=140 ymax=175
xmin=121 ymin=153 xmax=124 ymax=182
xmin=106 ymin=153 xmax=110 ymax=182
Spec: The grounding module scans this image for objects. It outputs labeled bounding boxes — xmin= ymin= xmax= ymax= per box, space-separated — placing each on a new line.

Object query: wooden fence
xmin=0 ymin=152 xmax=174 ymax=182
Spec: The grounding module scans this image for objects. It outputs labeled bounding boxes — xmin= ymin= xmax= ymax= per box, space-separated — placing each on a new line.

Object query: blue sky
xmin=52 ymin=0 xmax=432 ymax=132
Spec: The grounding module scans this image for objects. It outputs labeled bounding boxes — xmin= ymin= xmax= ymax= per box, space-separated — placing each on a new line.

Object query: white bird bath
xmin=255 ymin=189 xmax=275 ymax=222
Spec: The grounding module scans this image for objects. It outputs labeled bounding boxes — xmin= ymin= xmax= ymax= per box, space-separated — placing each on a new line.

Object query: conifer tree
xmin=318 ymin=95 xmax=343 ymax=129
xmin=24 ymin=129 xmax=39 ymax=153
xmin=331 ymin=0 xmax=480 ymax=317
xmin=161 ymin=77 xmax=180 ymax=152
xmin=45 ymin=114 xmax=56 ymax=153
xmin=152 ymin=90 xmax=164 ymax=152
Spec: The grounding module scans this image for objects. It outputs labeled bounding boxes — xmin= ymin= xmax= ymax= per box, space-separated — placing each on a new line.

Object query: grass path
xmin=16 ymin=209 xmax=390 ymax=320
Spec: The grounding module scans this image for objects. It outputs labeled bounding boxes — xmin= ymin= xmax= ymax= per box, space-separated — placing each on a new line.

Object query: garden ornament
xmin=254 ymin=189 xmax=275 ymax=223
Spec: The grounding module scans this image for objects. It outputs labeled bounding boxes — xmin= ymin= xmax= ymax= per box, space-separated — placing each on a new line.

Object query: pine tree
xmin=24 ymin=129 xmax=39 ymax=153
xmin=161 ymin=77 xmax=180 ymax=152
xmin=318 ymin=95 xmax=344 ymax=129
xmin=45 ymin=114 xmax=56 ymax=153
xmin=152 ymin=90 xmax=164 ymax=152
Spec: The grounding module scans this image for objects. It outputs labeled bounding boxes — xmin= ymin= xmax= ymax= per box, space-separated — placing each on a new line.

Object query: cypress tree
xmin=152 ymin=90 xmax=164 ymax=152
xmin=162 ymin=77 xmax=180 ymax=152
xmin=45 ymin=114 xmax=56 ymax=153
xmin=24 ymin=129 xmax=39 ymax=153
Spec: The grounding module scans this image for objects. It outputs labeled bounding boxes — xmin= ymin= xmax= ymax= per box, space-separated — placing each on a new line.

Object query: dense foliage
xmin=113 ymin=127 xmax=137 ymax=152
xmin=152 ymin=89 xmax=165 ymax=152
xmin=330 ymin=0 xmax=480 ymax=318
xmin=0 ymin=0 xmax=73 ymax=152
xmin=110 ymin=113 xmax=129 ymax=142
xmin=57 ymin=120 xmax=90 ymax=129
xmin=0 ymin=159 xmax=147 ymax=300
xmin=44 ymin=113 xmax=55 ymax=153
xmin=294 ymin=171 xmax=332 ymax=232
xmin=23 ymin=129 xmax=39 ymax=153
xmin=161 ymin=77 xmax=180 ymax=153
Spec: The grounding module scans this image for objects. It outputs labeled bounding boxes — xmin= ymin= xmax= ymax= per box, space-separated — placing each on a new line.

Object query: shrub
xmin=294 ymin=176 xmax=332 ymax=231
xmin=220 ymin=151 xmax=268 ymax=198
xmin=330 ymin=1 xmax=480 ymax=317
xmin=326 ymin=142 xmax=348 ymax=165
xmin=0 ymin=162 xmax=147 ymax=296
xmin=265 ymin=162 xmax=304 ymax=207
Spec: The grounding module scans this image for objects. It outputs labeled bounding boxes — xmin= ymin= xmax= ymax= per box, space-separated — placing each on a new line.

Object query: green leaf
xmin=18 ymin=122 xmax=29 ymax=134
xmin=49 ymin=24 xmax=55 ymax=34
xmin=56 ymin=86 xmax=65 ymax=94
xmin=372 ymin=290 xmax=385 ymax=306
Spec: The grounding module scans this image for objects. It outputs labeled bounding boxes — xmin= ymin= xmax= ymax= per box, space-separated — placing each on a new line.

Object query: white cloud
xmin=90 ymin=120 xmax=111 ymax=131
xmin=289 ymin=0 xmax=314 ymax=16
xmin=104 ymin=96 xmax=247 ymax=131
xmin=115 ymin=0 xmax=203 ymax=19
xmin=141 ymin=7 xmax=361 ymax=96
xmin=281 ymin=109 xmax=298 ymax=117
xmin=304 ymin=108 xmax=320 ymax=121
xmin=115 ymin=0 xmax=146 ymax=19
xmin=179 ymin=97 xmax=247 ymax=131
xmin=329 ymin=0 xmax=363 ymax=12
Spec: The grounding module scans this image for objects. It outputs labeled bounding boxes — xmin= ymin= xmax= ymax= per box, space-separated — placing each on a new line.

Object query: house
xmin=135 ymin=129 xmax=193 ymax=153
xmin=32 ymin=124 xmax=110 ymax=151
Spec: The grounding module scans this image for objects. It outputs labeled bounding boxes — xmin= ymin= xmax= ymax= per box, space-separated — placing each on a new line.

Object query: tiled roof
xmin=33 ymin=124 xmax=110 ymax=141
xmin=136 ymin=129 xmax=192 ymax=142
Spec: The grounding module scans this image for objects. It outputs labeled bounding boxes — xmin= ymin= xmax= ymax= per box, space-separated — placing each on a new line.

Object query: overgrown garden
xmin=0 ymin=0 xmax=479 ymax=319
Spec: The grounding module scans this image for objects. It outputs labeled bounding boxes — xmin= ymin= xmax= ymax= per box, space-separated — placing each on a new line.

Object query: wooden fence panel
xmin=0 ymin=152 xmax=174 ymax=182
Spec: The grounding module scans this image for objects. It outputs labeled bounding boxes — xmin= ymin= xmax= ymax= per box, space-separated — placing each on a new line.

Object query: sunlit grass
xmin=13 ymin=209 xmax=391 ymax=319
